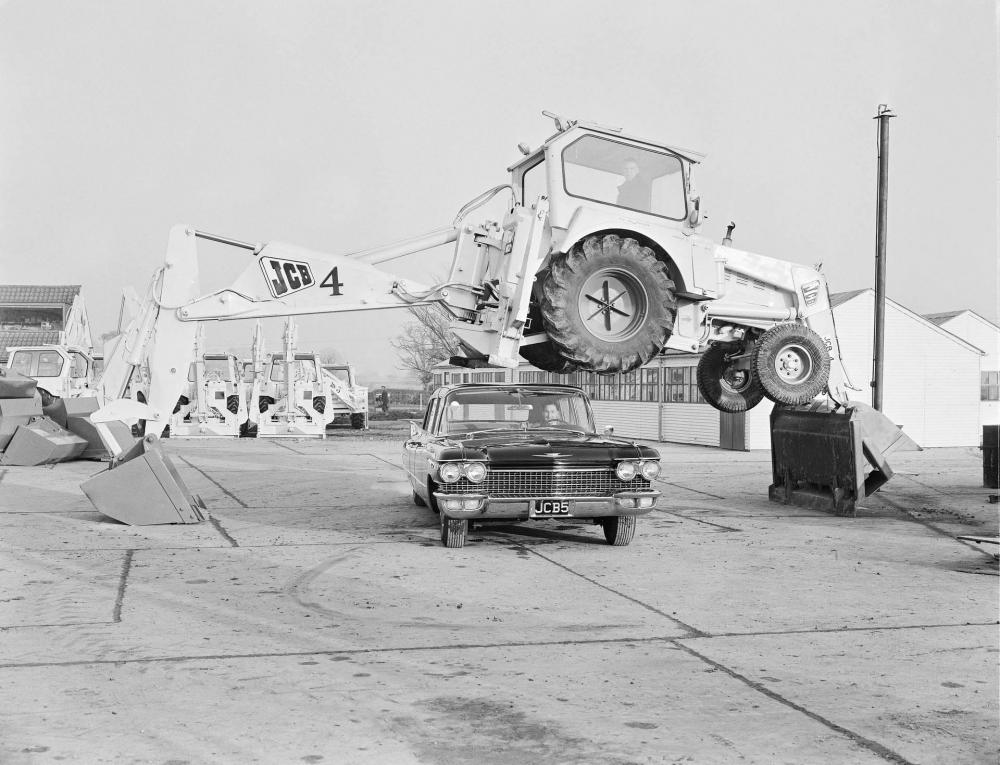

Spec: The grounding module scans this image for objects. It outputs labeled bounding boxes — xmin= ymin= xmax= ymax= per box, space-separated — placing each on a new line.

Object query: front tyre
xmin=752 ymin=323 xmax=830 ymax=405
xmin=440 ymin=513 xmax=468 ymax=548
xmin=696 ymin=344 xmax=766 ymax=413
xmin=601 ymin=515 xmax=636 ymax=546
xmin=540 ymin=234 xmax=676 ymax=373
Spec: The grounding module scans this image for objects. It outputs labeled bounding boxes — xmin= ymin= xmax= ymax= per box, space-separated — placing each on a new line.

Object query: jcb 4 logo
xmin=260 ymin=257 xmax=314 ymax=298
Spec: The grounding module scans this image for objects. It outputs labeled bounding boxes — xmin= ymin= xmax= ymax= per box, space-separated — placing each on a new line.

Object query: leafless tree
xmin=390 ymin=305 xmax=460 ymax=388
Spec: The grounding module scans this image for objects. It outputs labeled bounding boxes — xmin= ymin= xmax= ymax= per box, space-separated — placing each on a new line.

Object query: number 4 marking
xmin=320 ymin=267 xmax=344 ymax=296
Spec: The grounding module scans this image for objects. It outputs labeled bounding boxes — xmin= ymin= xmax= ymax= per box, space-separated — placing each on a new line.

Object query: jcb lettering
xmin=259 ymin=257 xmax=315 ymax=298
xmin=268 ymin=260 xmax=288 ymax=296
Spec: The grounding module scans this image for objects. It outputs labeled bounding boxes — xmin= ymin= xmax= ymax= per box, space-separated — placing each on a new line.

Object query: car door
xmin=405 ymin=397 xmax=437 ymax=489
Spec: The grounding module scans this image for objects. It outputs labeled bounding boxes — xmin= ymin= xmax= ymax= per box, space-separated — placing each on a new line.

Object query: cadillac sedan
xmin=403 ymin=383 xmax=661 ymax=547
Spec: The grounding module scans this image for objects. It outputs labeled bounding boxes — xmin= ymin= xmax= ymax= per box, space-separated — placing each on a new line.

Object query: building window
xmin=640 ymin=368 xmax=660 ymax=402
xmin=663 ymin=366 xmax=705 ymax=404
xmin=982 ymin=371 xmax=999 ymax=401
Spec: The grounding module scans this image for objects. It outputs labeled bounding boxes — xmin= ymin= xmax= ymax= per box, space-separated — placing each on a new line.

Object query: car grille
xmin=437 ymin=468 xmax=651 ymax=497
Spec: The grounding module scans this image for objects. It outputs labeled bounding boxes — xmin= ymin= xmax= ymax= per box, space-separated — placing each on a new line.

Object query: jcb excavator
xmin=88 ymin=112 xmax=916 ymax=523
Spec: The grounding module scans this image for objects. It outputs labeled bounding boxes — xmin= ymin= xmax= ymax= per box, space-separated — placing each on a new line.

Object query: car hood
xmin=431 ymin=430 xmax=658 ymax=467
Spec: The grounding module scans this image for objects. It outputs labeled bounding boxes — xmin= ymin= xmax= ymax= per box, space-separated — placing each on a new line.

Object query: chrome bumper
xmin=432 ymin=491 xmax=661 ymax=520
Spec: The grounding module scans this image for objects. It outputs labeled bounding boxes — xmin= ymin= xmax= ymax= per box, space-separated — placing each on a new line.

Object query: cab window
xmin=562 ymin=135 xmax=686 ymax=220
xmin=521 ymin=158 xmax=546 ymax=208
xmin=9 ymin=351 xmax=33 ymax=376
xmin=36 ymin=351 xmax=64 ymax=377
xmin=69 ymin=352 xmax=89 ymax=378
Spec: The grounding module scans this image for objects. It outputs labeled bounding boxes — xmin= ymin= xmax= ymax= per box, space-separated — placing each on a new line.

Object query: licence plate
xmin=532 ymin=499 xmax=570 ymax=516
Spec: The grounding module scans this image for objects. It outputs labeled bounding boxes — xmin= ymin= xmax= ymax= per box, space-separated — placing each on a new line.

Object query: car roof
xmin=435 ymin=383 xmax=585 ymax=396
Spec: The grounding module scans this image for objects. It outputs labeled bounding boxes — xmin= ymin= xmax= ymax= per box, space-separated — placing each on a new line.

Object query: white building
xmin=924 ymin=309 xmax=1000 ymax=428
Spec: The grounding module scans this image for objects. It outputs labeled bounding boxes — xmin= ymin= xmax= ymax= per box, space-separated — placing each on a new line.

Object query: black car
xmin=403 ymin=384 xmax=661 ymax=548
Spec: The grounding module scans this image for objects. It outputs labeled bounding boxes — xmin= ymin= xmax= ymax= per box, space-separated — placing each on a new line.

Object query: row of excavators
xmin=5 ymin=315 xmax=368 ymax=441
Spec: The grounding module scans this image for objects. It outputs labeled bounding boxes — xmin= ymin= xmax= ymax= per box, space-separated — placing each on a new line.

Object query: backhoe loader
xmin=89 ymin=112 xmax=916 ymax=521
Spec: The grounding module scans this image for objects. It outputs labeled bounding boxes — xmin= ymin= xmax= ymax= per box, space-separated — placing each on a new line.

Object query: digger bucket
xmin=768 ymin=400 xmax=919 ymax=516
xmin=81 ymin=433 xmax=206 ymax=525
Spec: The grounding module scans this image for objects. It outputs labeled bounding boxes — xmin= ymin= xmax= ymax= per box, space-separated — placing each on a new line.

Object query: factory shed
xmin=924 ymin=308 xmax=1000 ymax=428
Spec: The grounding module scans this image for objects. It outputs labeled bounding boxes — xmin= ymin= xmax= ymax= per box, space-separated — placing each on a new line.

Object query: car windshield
xmin=440 ymin=388 xmax=595 ymax=435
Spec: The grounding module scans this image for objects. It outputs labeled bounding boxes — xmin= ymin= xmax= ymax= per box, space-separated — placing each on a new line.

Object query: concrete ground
xmin=0 ymin=423 xmax=997 ymax=764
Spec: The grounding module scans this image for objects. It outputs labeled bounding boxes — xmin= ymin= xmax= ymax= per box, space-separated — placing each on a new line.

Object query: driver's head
xmin=543 ymin=403 xmax=560 ymax=421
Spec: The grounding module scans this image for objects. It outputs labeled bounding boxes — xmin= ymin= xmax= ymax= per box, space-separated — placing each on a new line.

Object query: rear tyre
xmin=413 ymin=490 xmax=427 ymax=507
xmin=696 ymin=344 xmax=766 ymax=413
xmin=752 ymin=323 xmax=830 ymax=405
xmin=312 ymin=396 xmax=326 ymax=414
xmin=540 ymin=233 xmax=677 ymax=373
xmin=440 ymin=512 xmax=468 ymax=548
xmin=226 ymin=395 xmax=240 ymax=415
xmin=602 ymin=515 xmax=636 ymax=546
xmin=350 ymin=413 xmax=365 ymax=429
xmin=259 ymin=396 xmax=274 ymax=414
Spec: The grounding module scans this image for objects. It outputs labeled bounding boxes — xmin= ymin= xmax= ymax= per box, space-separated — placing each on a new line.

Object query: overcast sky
xmin=1 ymin=0 xmax=996 ymax=384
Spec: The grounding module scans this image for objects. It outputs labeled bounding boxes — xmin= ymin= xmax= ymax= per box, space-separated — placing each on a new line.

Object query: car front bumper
xmin=432 ymin=491 xmax=661 ymax=520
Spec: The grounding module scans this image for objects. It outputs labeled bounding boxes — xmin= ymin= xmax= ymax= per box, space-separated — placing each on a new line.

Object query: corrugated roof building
xmin=0 ymin=285 xmax=92 ymax=364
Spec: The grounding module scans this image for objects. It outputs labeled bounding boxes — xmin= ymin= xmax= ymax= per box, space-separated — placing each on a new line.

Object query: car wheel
xmin=602 ymin=515 xmax=636 ymax=546
xmin=413 ymin=490 xmax=427 ymax=507
xmin=440 ymin=512 xmax=468 ymax=548
xmin=752 ymin=323 xmax=830 ymax=405
xmin=540 ymin=233 xmax=677 ymax=373
xmin=696 ymin=343 xmax=766 ymax=413
xmin=426 ymin=480 xmax=440 ymax=514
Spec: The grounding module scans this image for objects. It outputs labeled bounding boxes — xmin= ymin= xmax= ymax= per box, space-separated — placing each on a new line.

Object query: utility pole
xmin=872 ymin=104 xmax=895 ymax=412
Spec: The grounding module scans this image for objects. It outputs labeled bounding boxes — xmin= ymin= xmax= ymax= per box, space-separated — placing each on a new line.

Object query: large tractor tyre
xmin=519 ymin=339 xmax=578 ymax=374
xmin=312 ymin=396 xmax=326 ymax=414
xmin=541 ymin=234 xmax=677 ymax=373
xmin=440 ymin=513 xmax=468 ymax=548
xmin=172 ymin=395 xmax=189 ymax=415
xmin=226 ymin=395 xmax=240 ymax=415
xmin=601 ymin=515 xmax=636 ymax=546
xmin=696 ymin=344 xmax=766 ymax=413
xmin=259 ymin=396 xmax=275 ymax=414
xmin=350 ymin=413 xmax=365 ymax=429
xmin=752 ymin=323 xmax=831 ymax=405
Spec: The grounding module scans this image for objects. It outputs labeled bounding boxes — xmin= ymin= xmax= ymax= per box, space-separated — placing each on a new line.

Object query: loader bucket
xmin=81 ymin=433 xmax=206 ymax=525
xmin=0 ymin=416 xmax=88 ymax=466
xmin=768 ymin=400 xmax=919 ymax=516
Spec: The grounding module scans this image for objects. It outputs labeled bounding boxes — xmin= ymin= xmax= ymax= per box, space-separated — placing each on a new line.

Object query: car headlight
xmin=439 ymin=462 xmax=462 ymax=483
xmin=615 ymin=461 xmax=638 ymax=481
xmin=464 ymin=462 xmax=487 ymax=483
xmin=640 ymin=461 xmax=660 ymax=480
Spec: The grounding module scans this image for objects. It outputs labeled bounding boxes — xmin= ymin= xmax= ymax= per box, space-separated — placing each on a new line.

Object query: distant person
xmin=379 ymin=386 xmax=390 ymax=414
xmin=616 ymin=158 xmax=652 ymax=212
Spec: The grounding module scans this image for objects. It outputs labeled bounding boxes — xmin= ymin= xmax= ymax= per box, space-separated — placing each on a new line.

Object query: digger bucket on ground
xmin=768 ymin=400 xmax=919 ymax=516
xmin=81 ymin=433 xmax=206 ymax=525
